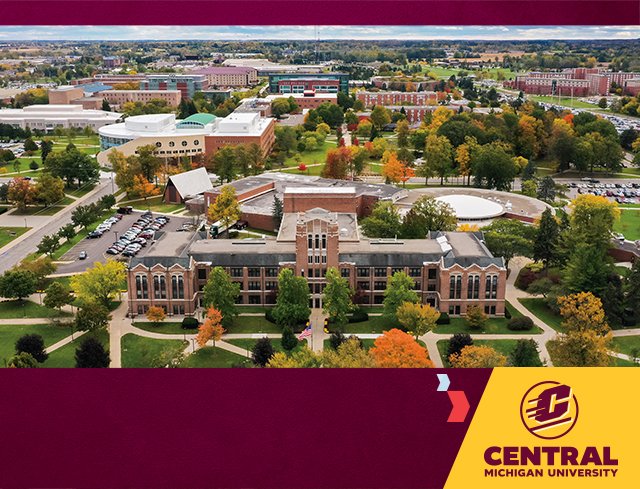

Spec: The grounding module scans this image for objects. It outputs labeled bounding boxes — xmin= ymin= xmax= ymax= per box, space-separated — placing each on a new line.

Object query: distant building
xmin=140 ymin=74 xmax=209 ymax=99
xmin=508 ymin=68 xmax=640 ymax=96
xmin=189 ymin=66 xmax=258 ymax=87
xmin=103 ymin=56 xmax=125 ymax=68
xmin=99 ymin=90 xmax=182 ymax=107
xmin=356 ymin=91 xmax=444 ymax=108
xmin=0 ymin=104 xmax=121 ymax=131
xmin=268 ymin=72 xmax=349 ymax=94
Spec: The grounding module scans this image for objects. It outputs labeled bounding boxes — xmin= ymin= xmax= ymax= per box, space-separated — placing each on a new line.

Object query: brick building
xmin=140 ymin=74 xmax=209 ymax=99
xmin=126 ymin=185 xmax=506 ymax=317
xmin=189 ymin=66 xmax=258 ymax=87
xmin=268 ymin=72 xmax=349 ymax=94
xmin=356 ymin=91 xmax=443 ymax=108
xmin=508 ymin=68 xmax=640 ymax=96
xmin=99 ymin=90 xmax=182 ymax=108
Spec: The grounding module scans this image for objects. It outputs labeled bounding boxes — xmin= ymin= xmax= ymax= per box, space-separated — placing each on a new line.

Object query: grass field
xmin=225 ymin=338 xmax=309 ymax=355
xmin=282 ymin=140 xmax=337 ymax=168
xmin=11 ymin=197 xmax=75 ymax=216
xmin=0 ymin=299 xmax=71 ymax=319
xmin=518 ymin=298 xmax=563 ymax=331
xmin=433 ymin=302 xmax=541 ymax=335
xmin=420 ymin=65 xmax=461 ymax=78
xmin=614 ymin=210 xmax=640 ymax=241
xmin=121 ymin=334 xmax=187 ymax=368
xmin=0 ymin=227 xmax=29 ymax=248
xmin=118 ymin=196 xmax=183 ymax=214
xmin=42 ymin=329 xmax=109 ymax=368
xmin=180 ymin=346 xmax=249 ymax=368
xmin=342 ymin=315 xmax=401 ymax=334
xmin=228 ymin=316 xmax=282 ymax=334
xmin=527 ymin=95 xmax=595 ymax=109
xmin=133 ymin=321 xmax=188 ymax=335
xmin=610 ymin=336 xmax=640 ymax=359
xmin=0 ymin=323 xmax=72 ymax=366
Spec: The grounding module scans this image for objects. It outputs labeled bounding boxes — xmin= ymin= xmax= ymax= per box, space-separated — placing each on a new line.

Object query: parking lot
xmin=56 ymin=211 xmax=195 ymax=274
xmin=568 ymin=180 xmax=640 ymax=204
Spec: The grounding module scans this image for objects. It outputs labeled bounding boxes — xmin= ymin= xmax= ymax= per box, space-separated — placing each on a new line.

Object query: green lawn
xmin=237 ymin=306 xmax=274 ymax=314
xmin=420 ymin=65 xmax=461 ymax=78
xmin=282 ymin=140 xmax=337 ymax=168
xmin=518 ymin=298 xmax=563 ymax=331
xmin=132 ymin=321 xmax=188 ymax=335
xmin=12 ymin=199 xmax=74 ymax=216
xmin=613 ymin=356 xmax=638 ymax=367
xmin=66 ymin=184 xmax=96 ymax=198
xmin=0 ymin=323 xmax=73 ymax=366
xmin=610 ymin=336 xmax=640 ymax=359
xmin=42 ymin=329 xmax=109 ymax=368
xmin=0 ymin=299 xmax=71 ymax=319
xmin=2 ymin=156 xmax=43 ymax=175
xmin=228 ymin=315 xmax=282 ymax=334
xmin=0 ymin=226 xmax=29 ymax=248
xmin=342 ymin=315 xmax=401 ymax=334
xmin=614 ymin=210 xmax=640 ymax=241
xmin=433 ymin=302 xmax=541 ymax=335
xmin=180 ymin=346 xmax=249 ymax=368
xmin=280 ymin=164 xmax=326 ymax=176
xmin=225 ymin=337 xmax=309 ymax=355
xmin=527 ymin=95 xmax=595 ymax=109
xmin=121 ymin=333 xmax=187 ymax=368
xmin=118 ymin=196 xmax=183 ymax=214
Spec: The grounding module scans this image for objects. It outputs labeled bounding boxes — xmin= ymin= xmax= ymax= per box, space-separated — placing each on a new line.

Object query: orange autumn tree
xmin=132 ymin=175 xmax=161 ymax=202
xmin=370 ymin=328 xmax=433 ymax=368
xmin=381 ymin=151 xmax=413 ymax=186
xmin=322 ymin=146 xmax=353 ymax=180
xmin=146 ymin=306 xmax=166 ymax=325
xmin=196 ymin=307 xmax=226 ymax=348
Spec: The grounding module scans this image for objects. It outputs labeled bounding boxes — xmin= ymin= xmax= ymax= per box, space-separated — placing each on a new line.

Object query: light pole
xmin=114 ymin=230 xmax=119 ymax=242
xmin=23 ymin=218 xmax=27 ymax=229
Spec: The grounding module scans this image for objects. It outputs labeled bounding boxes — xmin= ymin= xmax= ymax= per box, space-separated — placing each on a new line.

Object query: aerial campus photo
xmin=0 ymin=25 xmax=638 ymax=369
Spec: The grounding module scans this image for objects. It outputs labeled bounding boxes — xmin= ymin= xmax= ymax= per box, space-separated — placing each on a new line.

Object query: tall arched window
xmin=154 ymin=275 xmax=167 ymax=299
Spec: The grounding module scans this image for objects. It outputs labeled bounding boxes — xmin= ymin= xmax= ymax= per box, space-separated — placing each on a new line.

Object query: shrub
xmin=265 ymin=308 xmax=276 ymax=324
xmin=508 ymin=316 xmax=535 ymax=331
xmin=436 ymin=312 xmax=450 ymax=325
xmin=181 ymin=317 xmax=199 ymax=330
xmin=348 ymin=308 xmax=369 ymax=323
xmin=329 ymin=331 xmax=346 ymax=350
xmin=447 ymin=333 xmax=473 ymax=359
xmin=504 ymin=307 xmax=512 ymax=320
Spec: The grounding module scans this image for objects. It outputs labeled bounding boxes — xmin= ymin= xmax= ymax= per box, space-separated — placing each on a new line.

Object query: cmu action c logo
xmin=520 ymin=381 xmax=579 ymax=440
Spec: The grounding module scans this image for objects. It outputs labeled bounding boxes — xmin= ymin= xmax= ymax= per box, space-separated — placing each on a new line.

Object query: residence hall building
xmin=356 ymin=91 xmax=444 ymax=108
xmin=127 ymin=181 xmax=506 ymax=318
xmin=97 ymin=111 xmax=275 ymax=166
xmin=140 ymin=74 xmax=208 ymax=99
xmin=268 ymin=72 xmax=349 ymax=94
xmin=189 ymin=66 xmax=258 ymax=87
xmin=98 ymin=90 xmax=182 ymax=108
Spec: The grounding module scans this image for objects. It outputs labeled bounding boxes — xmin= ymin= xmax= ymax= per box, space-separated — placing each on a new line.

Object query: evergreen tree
xmin=272 ymin=268 xmax=310 ymax=327
xmin=521 ymin=160 xmax=536 ymax=181
xmin=75 ymin=337 xmax=110 ymax=368
xmin=272 ymin=195 xmax=283 ymax=231
xmin=600 ymin=274 xmax=624 ymax=327
xmin=509 ymin=339 xmax=543 ymax=367
xmin=537 ymin=176 xmax=557 ymax=202
xmin=15 ymin=334 xmax=48 ymax=363
xmin=252 ymin=337 xmax=275 ymax=367
xmin=447 ymin=333 xmax=473 ymax=360
xmin=281 ymin=326 xmax=299 ymax=352
xmin=101 ymin=99 xmax=111 ymax=112
xmin=533 ymin=208 xmax=559 ymax=268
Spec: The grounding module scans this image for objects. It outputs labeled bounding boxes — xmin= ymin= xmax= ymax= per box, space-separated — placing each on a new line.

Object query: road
xmin=0 ymin=176 xmax=117 ymax=273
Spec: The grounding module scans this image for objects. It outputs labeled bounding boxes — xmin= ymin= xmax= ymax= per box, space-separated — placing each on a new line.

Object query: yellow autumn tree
xmin=557 ymin=292 xmax=610 ymax=335
xmin=196 ymin=307 xmax=226 ymax=348
xmin=396 ymin=302 xmax=440 ymax=339
xmin=548 ymin=330 xmax=613 ymax=367
xmin=457 ymin=223 xmax=480 ymax=232
xmin=428 ymin=107 xmax=454 ymax=133
xmin=449 ymin=345 xmax=507 ymax=368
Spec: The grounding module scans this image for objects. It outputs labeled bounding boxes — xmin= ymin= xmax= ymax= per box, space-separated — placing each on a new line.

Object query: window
xmin=265 ymin=268 xmax=278 ymax=277
xmin=428 ymin=268 xmax=437 ymax=280
xmin=264 ymin=281 xmax=277 ymax=291
xmin=230 ymin=268 xmax=243 ymax=277
xmin=153 ymin=275 xmax=167 ymax=299
xmin=249 ymin=295 xmax=261 ymax=304
xmin=197 ymin=268 xmax=207 ymax=280
xmin=409 ymin=268 xmax=421 ymax=277
xmin=248 ymin=281 xmax=260 ymax=291
xmin=340 ymin=268 xmax=350 ymax=278
xmin=171 ymin=275 xmax=184 ymax=299
xmin=449 ymin=305 xmax=461 ymax=315
xmin=414 ymin=281 xmax=421 ymax=290
xmin=373 ymin=295 xmax=384 ymax=305
xmin=467 ymin=275 xmax=480 ymax=300
xmin=357 ymin=268 xmax=370 ymax=278
xmin=172 ymin=305 xmax=185 ymax=315
xmin=234 ymin=281 xmax=244 ymax=291
xmin=308 ymin=255 xmax=313 ymax=264
xmin=374 ymin=268 xmax=387 ymax=277
xmin=322 ymin=234 xmax=326 ymax=249
xmin=194 ymin=140 xmax=199 ymax=146
xmin=374 ymin=281 xmax=386 ymax=291
xmin=315 ymin=235 xmax=320 ymax=249
xmin=136 ymin=275 xmax=148 ymax=299
xmin=307 ymin=234 xmax=313 ymax=249
xmin=169 ymin=141 xmax=175 ymax=147
xmin=181 ymin=140 xmax=188 ymax=147
xmin=155 ymin=141 xmax=162 ymax=147
xmin=248 ymin=268 xmax=261 ymax=277
xmin=449 ymin=275 xmax=462 ymax=300
xmin=392 ymin=268 xmax=403 ymax=275
xmin=357 ymin=281 xmax=370 ymax=291
xmin=485 ymin=275 xmax=499 ymax=299
xmin=427 ymin=283 xmax=436 ymax=292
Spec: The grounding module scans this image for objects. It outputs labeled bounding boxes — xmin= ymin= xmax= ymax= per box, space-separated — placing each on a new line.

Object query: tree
xmin=18 ymin=256 xmax=55 ymax=290
xmin=548 ymin=330 xmax=612 ymax=367
xmin=271 ymin=195 xmax=283 ymax=231
xmin=482 ymin=218 xmax=536 ymax=269
xmin=132 ymin=175 xmax=160 ymax=203
xmin=329 ymin=331 xmax=346 ymax=350
xmin=202 ymin=267 xmax=240 ymax=326
xmin=252 ymin=337 xmax=275 ymax=367
xmin=449 ymin=345 xmax=507 ymax=368
xmin=533 ymin=208 xmax=559 ymax=268
xmin=627 ymin=260 xmax=640 ymax=324
xmin=271 ymin=98 xmax=293 ymax=118
xmin=396 ymin=301 xmax=440 ymax=339
xmin=557 ymin=292 xmax=610 ymax=335
xmin=322 ymin=146 xmax=353 ymax=180
xmin=521 ymin=159 xmax=536 ymax=181
xmin=322 ymin=267 xmax=353 ymax=331
xmin=71 ymin=204 xmax=99 ymax=230
xmin=7 ymin=352 xmax=38 ymax=368
xmin=15 ymin=334 xmax=48 ymax=363
xmin=146 ymin=306 xmax=166 ymax=325
xmin=537 ymin=176 xmax=556 ymax=202
xmin=0 ymin=269 xmax=37 ymax=301
xmin=29 ymin=160 xmax=39 ymax=171
xmin=568 ymin=194 xmax=620 ymax=251
xmin=70 ymin=260 xmax=126 ymax=308
xmin=273 ymin=268 xmax=310 ymax=327
xmin=383 ymin=271 xmax=419 ymax=318
xmin=322 ymin=337 xmax=376 ymax=368
xmin=75 ymin=337 xmax=110 ymax=368
xmin=447 ymin=333 xmax=473 ymax=360
xmin=37 ymin=234 xmax=60 ymax=256
xmin=400 ymin=195 xmax=457 ymax=238
xmin=509 ymin=339 xmax=543 ymax=367
xmin=43 ymin=147 xmax=100 ymax=188
xmin=43 ymin=282 xmax=72 ymax=313
xmin=7 ymin=177 xmax=35 ymax=211
xmin=208 ymin=186 xmax=241 ymax=238
xmin=24 ymin=137 xmax=38 ymax=152
xmin=465 ymin=305 xmax=487 ymax=330
xmin=360 ymin=200 xmax=402 ymax=238
xmin=396 ymin=119 xmax=410 ymax=148
xmin=196 ymin=307 xmax=226 ymax=347
xmin=316 ymin=103 xmax=344 ymax=128
xmin=424 ymin=134 xmax=454 ymax=185
xmin=370 ymin=328 xmax=433 ymax=368
xmin=281 ymin=326 xmax=299 ymax=352
xmin=381 ymin=151 xmax=406 ymax=184
xmin=58 ymin=223 xmax=76 ymax=241
xmin=75 ymin=303 xmax=110 ymax=332
xmin=101 ymin=99 xmax=111 ymax=112
xmin=563 ymin=242 xmax=613 ymax=296
xmin=267 ymin=346 xmax=322 ymax=368
xmin=40 ymin=139 xmax=53 ymax=162
xmin=370 ymin=105 xmax=392 ymax=130
xmin=35 ymin=173 xmax=65 ymax=207
xmin=472 ymin=143 xmax=518 ymax=191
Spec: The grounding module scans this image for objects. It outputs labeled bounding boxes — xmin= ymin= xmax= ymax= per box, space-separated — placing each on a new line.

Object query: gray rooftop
xmin=277 ymin=210 xmax=359 ymax=242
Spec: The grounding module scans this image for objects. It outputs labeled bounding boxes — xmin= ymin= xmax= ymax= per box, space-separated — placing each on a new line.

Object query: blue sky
xmin=0 ymin=25 xmax=638 ymax=41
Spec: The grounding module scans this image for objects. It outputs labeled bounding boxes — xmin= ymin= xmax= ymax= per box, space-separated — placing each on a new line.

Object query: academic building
xmin=268 ymin=72 xmax=349 ymax=94
xmin=126 ymin=177 xmax=507 ymax=318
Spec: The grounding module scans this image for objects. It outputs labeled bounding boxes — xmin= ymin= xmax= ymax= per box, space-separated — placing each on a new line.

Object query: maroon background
xmin=0 ymin=369 xmax=490 ymax=489
xmin=0 ymin=1 xmax=637 ymax=25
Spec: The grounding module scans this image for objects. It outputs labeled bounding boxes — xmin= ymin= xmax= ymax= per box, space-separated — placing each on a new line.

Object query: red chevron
xmin=447 ymin=390 xmax=470 ymax=423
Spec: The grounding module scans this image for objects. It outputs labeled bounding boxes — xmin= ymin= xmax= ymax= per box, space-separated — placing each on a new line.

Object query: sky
xmin=0 ymin=25 xmax=638 ymax=41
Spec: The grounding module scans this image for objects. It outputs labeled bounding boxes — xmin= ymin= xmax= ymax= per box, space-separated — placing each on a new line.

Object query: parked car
xmin=78 ymin=251 xmax=87 ymax=260
xmin=235 ymin=220 xmax=249 ymax=230
xmin=87 ymin=230 xmax=103 ymax=239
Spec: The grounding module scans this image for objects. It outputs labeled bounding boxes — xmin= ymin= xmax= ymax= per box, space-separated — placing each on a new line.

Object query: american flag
xmin=297 ymin=325 xmax=312 ymax=340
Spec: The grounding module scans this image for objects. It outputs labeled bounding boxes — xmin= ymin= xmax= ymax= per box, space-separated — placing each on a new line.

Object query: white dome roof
xmin=436 ymin=194 xmax=505 ymax=220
